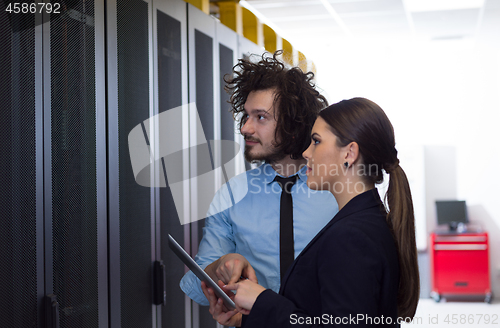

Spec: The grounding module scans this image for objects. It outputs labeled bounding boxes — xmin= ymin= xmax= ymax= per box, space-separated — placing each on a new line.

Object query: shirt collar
xmin=262 ymin=162 xmax=308 ymax=185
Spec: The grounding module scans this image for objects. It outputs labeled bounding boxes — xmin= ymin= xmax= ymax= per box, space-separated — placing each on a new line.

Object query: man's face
xmin=241 ymin=89 xmax=285 ymax=163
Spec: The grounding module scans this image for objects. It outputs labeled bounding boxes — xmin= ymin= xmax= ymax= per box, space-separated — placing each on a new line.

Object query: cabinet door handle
xmin=434 ymin=244 xmax=487 ymax=251
xmin=45 ymin=294 xmax=60 ymax=328
xmin=153 ymin=260 xmax=166 ymax=305
xmin=435 ymin=236 xmax=486 ymax=242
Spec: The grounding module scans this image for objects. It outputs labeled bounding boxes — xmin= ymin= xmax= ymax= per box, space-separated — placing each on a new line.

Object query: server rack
xmin=0 ymin=7 xmax=42 ymax=328
xmin=153 ymin=1 xmax=190 ymax=327
xmin=187 ymin=4 xmax=218 ymax=328
xmin=217 ymin=20 xmax=243 ymax=182
xmin=107 ymin=0 xmax=157 ymax=327
xmin=47 ymin=1 xmax=108 ymax=327
xmin=1 ymin=0 xmax=264 ymax=326
xmin=1 ymin=0 xmax=108 ymax=327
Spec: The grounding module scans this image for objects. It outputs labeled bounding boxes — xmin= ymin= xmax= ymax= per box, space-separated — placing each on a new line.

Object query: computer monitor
xmin=435 ymin=200 xmax=469 ymax=231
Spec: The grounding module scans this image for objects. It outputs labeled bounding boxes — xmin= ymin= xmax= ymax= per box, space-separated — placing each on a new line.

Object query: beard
xmin=244 ymin=142 xmax=287 ymax=164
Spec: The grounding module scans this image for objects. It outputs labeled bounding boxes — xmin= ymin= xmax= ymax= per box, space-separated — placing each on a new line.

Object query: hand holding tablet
xmin=167 ymin=234 xmax=236 ymax=310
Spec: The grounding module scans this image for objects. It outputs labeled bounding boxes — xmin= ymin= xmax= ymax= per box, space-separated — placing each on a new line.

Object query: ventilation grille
xmin=0 ymin=9 xmax=38 ymax=328
xmin=50 ymin=1 xmax=99 ymax=327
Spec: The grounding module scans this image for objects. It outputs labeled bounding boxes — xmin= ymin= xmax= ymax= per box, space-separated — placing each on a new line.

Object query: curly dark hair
xmin=224 ymin=50 xmax=328 ymax=160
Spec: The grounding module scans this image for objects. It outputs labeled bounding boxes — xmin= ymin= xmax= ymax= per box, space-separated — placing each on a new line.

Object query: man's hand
xmin=204 ymin=253 xmax=258 ymax=285
xmin=201 ymin=280 xmax=242 ymax=327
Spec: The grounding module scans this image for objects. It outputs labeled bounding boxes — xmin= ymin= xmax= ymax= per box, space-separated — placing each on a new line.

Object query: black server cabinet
xmin=153 ymin=1 xmax=190 ymax=327
xmin=216 ymin=22 xmax=244 ymax=328
xmin=108 ymin=0 xmax=155 ymax=327
xmin=48 ymin=0 xmax=107 ymax=326
xmin=108 ymin=0 xmax=191 ymax=327
xmin=0 ymin=8 xmax=42 ymax=328
xmin=2 ymin=0 xmax=251 ymax=326
xmin=217 ymin=22 xmax=241 ymax=182
xmin=187 ymin=4 xmax=218 ymax=328
xmin=0 ymin=0 xmax=107 ymax=327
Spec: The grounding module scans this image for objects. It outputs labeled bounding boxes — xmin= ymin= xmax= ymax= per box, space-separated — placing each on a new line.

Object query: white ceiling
xmin=242 ymin=0 xmax=500 ymax=56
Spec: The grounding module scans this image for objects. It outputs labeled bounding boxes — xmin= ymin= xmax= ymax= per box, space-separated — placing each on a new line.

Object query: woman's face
xmin=302 ymin=117 xmax=346 ymax=191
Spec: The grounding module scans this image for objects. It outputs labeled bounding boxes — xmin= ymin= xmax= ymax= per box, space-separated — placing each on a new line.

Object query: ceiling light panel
xmin=327 ymin=0 xmax=405 ymax=14
xmin=254 ymin=4 xmax=326 ymax=19
xmin=412 ymin=9 xmax=480 ymax=39
xmin=274 ymin=19 xmax=341 ymax=31
xmin=342 ymin=13 xmax=410 ymax=32
xmin=246 ymin=0 xmax=323 ymax=8
xmin=405 ymin=0 xmax=485 ymax=12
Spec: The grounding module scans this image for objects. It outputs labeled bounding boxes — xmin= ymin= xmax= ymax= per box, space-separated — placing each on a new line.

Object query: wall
xmin=314 ymin=39 xmax=500 ymax=298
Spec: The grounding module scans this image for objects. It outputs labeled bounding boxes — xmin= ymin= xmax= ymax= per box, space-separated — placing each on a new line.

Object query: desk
xmin=430 ymin=232 xmax=492 ymax=303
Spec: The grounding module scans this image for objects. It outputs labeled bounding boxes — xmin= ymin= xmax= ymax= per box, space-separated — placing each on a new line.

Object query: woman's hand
xmin=201 ymin=280 xmax=242 ymax=327
xmin=223 ymin=280 xmax=266 ymax=315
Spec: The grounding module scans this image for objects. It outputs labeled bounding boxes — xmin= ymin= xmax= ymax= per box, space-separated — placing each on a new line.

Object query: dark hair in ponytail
xmin=319 ymin=97 xmax=419 ymax=319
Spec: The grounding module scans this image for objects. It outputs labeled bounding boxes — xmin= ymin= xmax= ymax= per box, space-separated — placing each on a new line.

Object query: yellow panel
xmin=282 ymin=38 xmax=293 ymax=66
xmin=298 ymin=51 xmax=307 ymax=72
xmin=263 ymin=24 xmax=277 ymax=54
xmin=217 ymin=1 xmax=243 ymax=34
xmin=184 ymin=0 xmax=209 ymax=14
xmin=242 ymin=7 xmax=262 ymax=46
xmin=311 ymin=61 xmax=317 ymax=75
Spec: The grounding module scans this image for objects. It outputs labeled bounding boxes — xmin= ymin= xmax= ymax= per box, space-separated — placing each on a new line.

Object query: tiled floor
xmin=402 ymin=298 xmax=500 ymax=328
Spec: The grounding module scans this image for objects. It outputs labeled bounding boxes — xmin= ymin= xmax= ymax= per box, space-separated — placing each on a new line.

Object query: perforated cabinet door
xmin=48 ymin=0 xmax=107 ymax=326
xmin=187 ymin=5 xmax=218 ymax=328
xmin=108 ymin=0 xmax=155 ymax=327
xmin=154 ymin=1 xmax=190 ymax=327
xmin=0 ymin=8 xmax=41 ymax=328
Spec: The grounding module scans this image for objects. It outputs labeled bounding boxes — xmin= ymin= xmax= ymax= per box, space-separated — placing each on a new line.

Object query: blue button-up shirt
xmin=180 ymin=163 xmax=338 ymax=305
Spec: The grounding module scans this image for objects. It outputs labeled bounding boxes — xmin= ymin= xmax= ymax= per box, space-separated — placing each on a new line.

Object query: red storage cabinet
xmin=430 ymin=232 xmax=492 ymax=302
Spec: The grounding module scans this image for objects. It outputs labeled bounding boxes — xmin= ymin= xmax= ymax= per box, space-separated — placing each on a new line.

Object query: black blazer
xmin=244 ymin=189 xmax=400 ymax=327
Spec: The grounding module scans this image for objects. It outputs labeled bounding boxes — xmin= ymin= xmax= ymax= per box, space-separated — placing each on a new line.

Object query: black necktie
xmin=274 ymin=175 xmax=298 ymax=282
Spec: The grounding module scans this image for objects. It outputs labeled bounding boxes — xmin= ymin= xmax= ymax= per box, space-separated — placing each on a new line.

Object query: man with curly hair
xmin=180 ymin=51 xmax=338 ymax=327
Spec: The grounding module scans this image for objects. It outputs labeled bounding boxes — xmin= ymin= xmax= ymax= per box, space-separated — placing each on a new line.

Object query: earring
xmin=344 ymin=162 xmax=349 ymax=168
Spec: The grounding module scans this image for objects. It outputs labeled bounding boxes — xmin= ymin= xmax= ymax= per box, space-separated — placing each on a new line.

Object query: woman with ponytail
xmin=223 ymin=98 xmax=419 ymax=327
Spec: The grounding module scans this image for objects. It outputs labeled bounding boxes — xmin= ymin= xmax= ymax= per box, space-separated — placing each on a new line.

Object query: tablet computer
xmin=167 ymin=234 xmax=236 ymax=310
